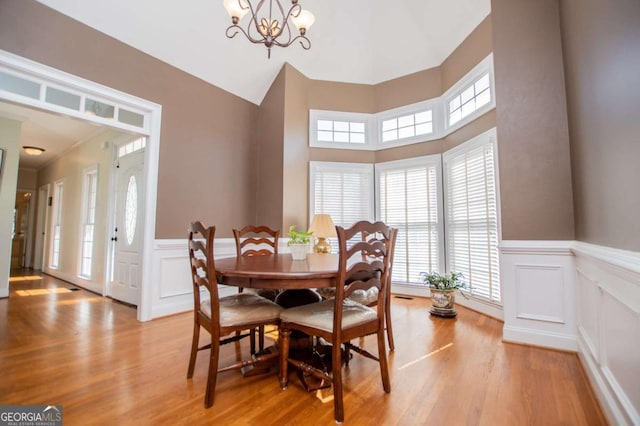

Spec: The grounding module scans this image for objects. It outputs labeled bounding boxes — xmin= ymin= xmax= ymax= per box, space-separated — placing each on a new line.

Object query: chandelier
xmin=223 ymin=0 xmax=315 ymax=58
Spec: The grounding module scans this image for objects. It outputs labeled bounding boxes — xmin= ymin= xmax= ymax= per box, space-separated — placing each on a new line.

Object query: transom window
xmin=317 ymin=119 xmax=366 ymax=144
xmin=448 ymin=73 xmax=491 ymax=126
xmin=382 ymin=110 xmax=433 ymax=143
xmin=309 ymin=54 xmax=494 ymax=150
xmin=118 ymin=137 xmax=146 ymax=158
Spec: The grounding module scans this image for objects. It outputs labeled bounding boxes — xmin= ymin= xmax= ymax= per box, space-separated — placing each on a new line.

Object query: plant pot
xmin=289 ymin=243 xmax=309 ymax=260
xmin=429 ymin=288 xmax=457 ymax=317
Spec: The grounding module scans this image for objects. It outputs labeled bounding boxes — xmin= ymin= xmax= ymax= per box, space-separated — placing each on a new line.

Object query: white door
xmin=110 ymin=149 xmax=145 ymax=305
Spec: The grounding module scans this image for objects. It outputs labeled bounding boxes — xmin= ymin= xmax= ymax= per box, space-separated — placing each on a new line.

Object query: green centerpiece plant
xmin=287 ymin=225 xmax=313 ymax=260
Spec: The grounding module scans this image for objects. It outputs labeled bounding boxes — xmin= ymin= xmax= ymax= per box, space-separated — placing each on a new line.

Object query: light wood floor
xmin=0 ymin=272 xmax=606 ymax=425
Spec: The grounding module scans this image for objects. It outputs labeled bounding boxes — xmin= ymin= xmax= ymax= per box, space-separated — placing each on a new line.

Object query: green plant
xmin=287 ymin=225 xmax=313 ymax=246
xmin=420 ymin=271 xmax=466 ymax=290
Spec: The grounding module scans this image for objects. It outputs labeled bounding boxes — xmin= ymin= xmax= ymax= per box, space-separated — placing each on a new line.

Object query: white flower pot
xmin=289 ymin=243 xmax=309 ymax=260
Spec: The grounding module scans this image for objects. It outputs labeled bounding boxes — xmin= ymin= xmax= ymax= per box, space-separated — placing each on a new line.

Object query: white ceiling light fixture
xmin=23 ymin=146 xmax=46 ymax=156
xmin=223 ymin=0 xmax=315 ymax=59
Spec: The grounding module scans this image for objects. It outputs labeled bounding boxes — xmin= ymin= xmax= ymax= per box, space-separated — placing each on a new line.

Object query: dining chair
xmin=316 ymin=230 xmax=397 ymax=352
xmin=187 ymin=221 xmax=283 ymax=408
xmin=278 ymin=220 xmax=397 ymax=423
xmin=233 ymin=225 xmax=281 ymax=351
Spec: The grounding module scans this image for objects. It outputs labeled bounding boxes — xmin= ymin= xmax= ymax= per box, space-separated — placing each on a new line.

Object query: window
xmin=444 ymin=53 xmax=495 ymax=132
xmin=118 ymin=137 xmax=146 ymax=158
xmin=382 ymin=109 xmax=433 ymax=143
xmin=376 ymin=156 xmax=444 ymax=284
xmin=50 ymin=180 xmax=64 ymax=269
xmin=309 ymin=55 xmax=493 ymax=151
xmin=309 ymin=161 xmax=374 ymax=228
xmin=443 ymin=129 xmax=500 ymax=303
xmin=448 ymin=73 xmax=491 ymax=126
xmin=309 ymin=110 xmax=372 ymax=149
xmin=79 ymin=167 xmax=98 ymax=279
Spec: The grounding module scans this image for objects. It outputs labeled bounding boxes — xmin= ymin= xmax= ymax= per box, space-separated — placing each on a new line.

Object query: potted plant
xmin=420 ymin=271 xmax=467 ymax=318
xmin=287 ymin=225 xmax=313 ymax=260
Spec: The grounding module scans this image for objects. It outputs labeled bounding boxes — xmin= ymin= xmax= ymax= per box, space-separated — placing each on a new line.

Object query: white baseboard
xmin=502 ymin=324 xmax=576 ymax=351
xmin=42 ymin=268 xmax=103 ymax=294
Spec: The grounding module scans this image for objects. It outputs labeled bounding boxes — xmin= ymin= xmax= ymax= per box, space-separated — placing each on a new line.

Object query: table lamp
xmin=308 ymin=214 xmax=337 ymax=253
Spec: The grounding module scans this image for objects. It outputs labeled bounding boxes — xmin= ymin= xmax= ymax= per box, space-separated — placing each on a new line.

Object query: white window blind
xmin=443 ymin=130 xmax=500 ymax=303
xmin=79 ymin=167 xmax=98 ymax=279
xmin=376 ymin=156 xmax=444 ymax=284
xmin=309 ymin=162 xmax=374 ymax=228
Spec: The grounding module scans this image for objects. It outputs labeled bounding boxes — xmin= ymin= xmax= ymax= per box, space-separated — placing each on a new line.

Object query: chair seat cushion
xmin=279 ymin=299 xmax=376 ymax=332
xmin=349 ymin=287 xmax=379 ymax=306
xmin=201 ymin=293 xmax=283 ymax=327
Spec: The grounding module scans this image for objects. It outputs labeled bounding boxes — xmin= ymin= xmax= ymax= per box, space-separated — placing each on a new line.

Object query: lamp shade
xmin=291 ymin=9 xmax=315 ymax=32
xmin=223 ymin=0 xmax=250 ymax=20
xmin=308 ymin=214 xmax=337 ymax=238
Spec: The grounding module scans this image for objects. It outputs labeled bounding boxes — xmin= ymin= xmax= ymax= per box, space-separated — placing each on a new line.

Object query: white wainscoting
xmin=150 ymin=238 xmax=237 ymax=318
xmin=572 ymin=241 xmax=640 ymax=426
xmin=149 ymin=238 xmax=293 ymax=319
xmin=500 ymin=241 xmax=577 ymax=351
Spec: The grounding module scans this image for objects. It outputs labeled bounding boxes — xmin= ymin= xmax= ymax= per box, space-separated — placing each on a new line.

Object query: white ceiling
xmin=0 ymin=102 xmax=108 ymax=169
xmin=4 ymin=1 xmax=490 ymax=169
xmin=35 ymin=0 xmax=491 ymax=105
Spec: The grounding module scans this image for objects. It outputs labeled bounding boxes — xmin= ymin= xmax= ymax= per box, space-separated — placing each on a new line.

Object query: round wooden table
xmin=215 ymin=253 xmax=339 ymax=389
xmin=215 ymin=253 xmax=339 ymax=290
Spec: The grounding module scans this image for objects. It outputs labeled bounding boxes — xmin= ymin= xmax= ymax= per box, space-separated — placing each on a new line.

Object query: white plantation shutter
xmin=309 ymin=162 xmax=374 ymax=228
xmin=376 ymin=156 xmax=444 ymax=284
xmin=443 ymin=131 xmax=500 ymax=303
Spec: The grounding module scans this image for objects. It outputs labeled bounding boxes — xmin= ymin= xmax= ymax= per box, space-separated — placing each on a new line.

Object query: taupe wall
xmin=255 ymin=67 xmax=286 ymax=230
xmin=559 ymin=0 xmax=640 ymax=252
xmin=492 ymin=0 xmax=575 ymax=240
xmin=0 ymin=0 xmax=258 ymax=238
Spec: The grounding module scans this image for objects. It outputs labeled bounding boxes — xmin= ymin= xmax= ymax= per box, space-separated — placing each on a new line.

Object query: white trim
xmin=502 ymin=324 xmax=577 ymax=351
xmin=0 ymin=49 xmax=162 ymax=322
xmin=571 ymin=241 xmax=640 ymax=275
xmin=375 ymin=98 xmax=442 ymax=148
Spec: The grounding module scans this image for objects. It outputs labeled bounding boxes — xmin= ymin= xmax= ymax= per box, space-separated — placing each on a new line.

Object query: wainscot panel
xmin=500 ymin=240 xmax=577 ymax=351
xmin=573 ymin=241 xmax=640 ymax=426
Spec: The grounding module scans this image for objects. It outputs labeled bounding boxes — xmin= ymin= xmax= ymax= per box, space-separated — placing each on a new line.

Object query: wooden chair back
xmin=188 ymin=221 xmax=220 ymax=329
xmin=233 ymin=225 xmax=279 ymax=257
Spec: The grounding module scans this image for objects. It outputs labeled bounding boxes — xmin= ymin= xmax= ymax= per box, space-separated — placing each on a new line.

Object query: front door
xmin=110 ymin=149 xmax=145 ymax=305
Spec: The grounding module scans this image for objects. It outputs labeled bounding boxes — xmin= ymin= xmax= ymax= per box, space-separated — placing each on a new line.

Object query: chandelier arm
xmin=226 ymin=24 xmax=256 ymax=43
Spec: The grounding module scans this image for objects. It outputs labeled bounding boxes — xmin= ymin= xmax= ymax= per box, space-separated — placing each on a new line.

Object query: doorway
xmin=10 ymin=191 xmax=32 ymax=270
xmin=0 ymin=49 xmax=162 ymax=321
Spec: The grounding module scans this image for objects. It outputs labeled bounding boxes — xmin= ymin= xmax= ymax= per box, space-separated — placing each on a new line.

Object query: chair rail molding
xmin=499 ymin=240 xmax=577 ymax=351
xmin=571 ymin=241 xmax=640 ymax=426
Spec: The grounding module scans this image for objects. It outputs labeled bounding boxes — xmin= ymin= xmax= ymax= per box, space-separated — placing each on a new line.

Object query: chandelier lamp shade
xmin=223 ymin=0 xmax=315 ymax=58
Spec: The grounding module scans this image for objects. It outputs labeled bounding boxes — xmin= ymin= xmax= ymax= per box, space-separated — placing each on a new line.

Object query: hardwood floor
xmin=0 ymin=272 xmax=606 ymax=425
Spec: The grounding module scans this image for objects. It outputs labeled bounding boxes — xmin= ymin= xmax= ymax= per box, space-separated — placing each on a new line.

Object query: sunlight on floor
xmin=16 ymin=288 xmax=72 ymax=296
xmin=9 ymin=275 xmax=43 ymax=282
xmin=397 ymin=343 xmax=454 ymax=371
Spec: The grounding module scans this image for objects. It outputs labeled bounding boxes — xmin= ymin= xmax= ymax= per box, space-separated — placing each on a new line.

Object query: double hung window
xmin=376 ymin=156 xmax=444 ymax=284
xmin=443 ymin=130 xmax=500 ymax=303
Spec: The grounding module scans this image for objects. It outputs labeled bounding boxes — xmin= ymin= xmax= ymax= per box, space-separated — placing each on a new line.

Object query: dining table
xmin=214 ymin=252 xmax=340 ymax=390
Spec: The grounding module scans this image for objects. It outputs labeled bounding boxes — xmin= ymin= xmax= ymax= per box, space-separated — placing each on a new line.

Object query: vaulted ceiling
xmin=6 ymin=1 xmax=491 ymax=169
xmin=36 ymin=0 xmax=491 ymax=105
